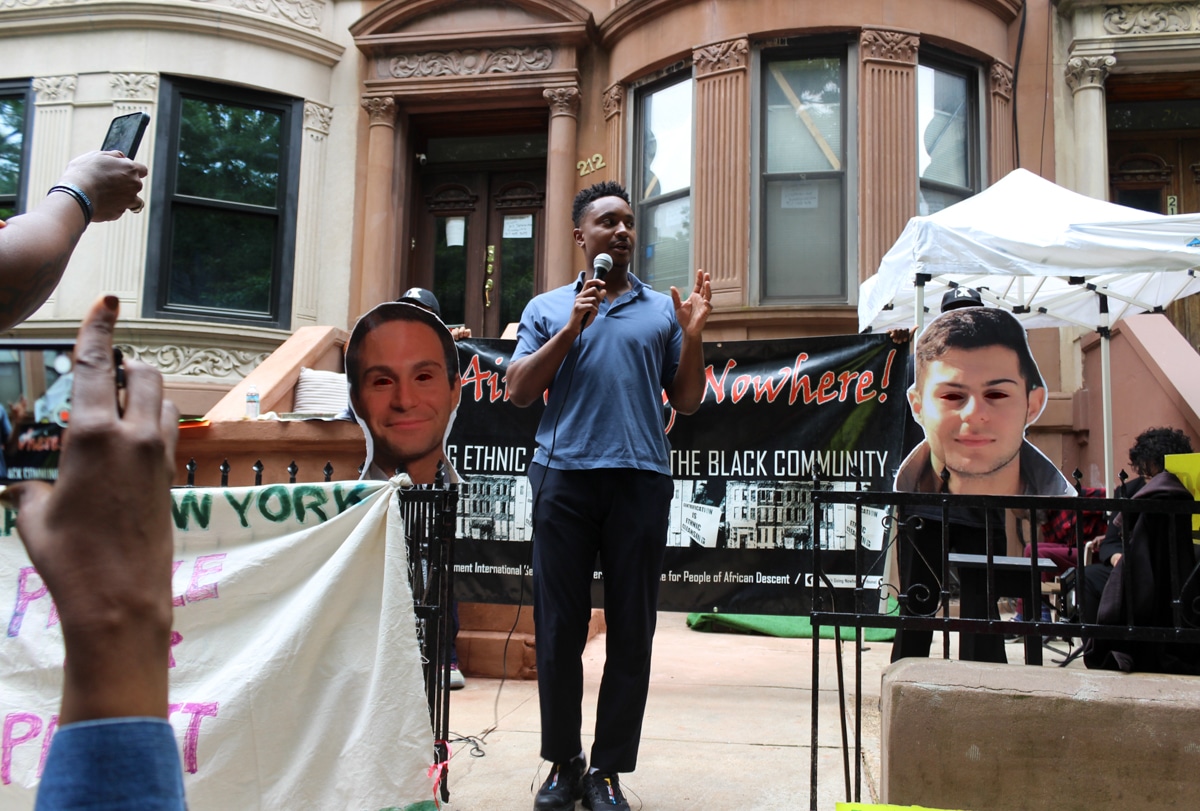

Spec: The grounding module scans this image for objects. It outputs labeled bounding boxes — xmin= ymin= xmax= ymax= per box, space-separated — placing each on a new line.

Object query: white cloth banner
xmin=0 ymin=480 xmax=437 ymax=810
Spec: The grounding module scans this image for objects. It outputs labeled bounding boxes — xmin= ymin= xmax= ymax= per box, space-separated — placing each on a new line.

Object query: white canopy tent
xmin=859 ymin=169 xmax=1200 ymax=493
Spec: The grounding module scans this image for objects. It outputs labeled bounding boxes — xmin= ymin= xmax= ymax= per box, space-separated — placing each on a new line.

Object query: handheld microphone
xmin=592 ymin=252 xmax=613 ymax=280
xmin=582 ymin=253 xmax=613 ymax=327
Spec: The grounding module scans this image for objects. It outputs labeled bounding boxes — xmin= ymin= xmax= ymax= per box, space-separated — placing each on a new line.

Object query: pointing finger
xmin=69 ymin=296 xmax=120 ymax=425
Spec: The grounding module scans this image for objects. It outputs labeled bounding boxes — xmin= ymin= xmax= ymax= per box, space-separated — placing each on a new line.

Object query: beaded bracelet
xmin=47 ymin=183 xmax=94 ymax=226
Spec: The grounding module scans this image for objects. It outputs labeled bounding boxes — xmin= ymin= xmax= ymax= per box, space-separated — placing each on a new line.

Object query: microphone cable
xmin=530 ymin=252 xmax=612 ymax=512
xmin=463 ymin=254 xmax=611 ymax=758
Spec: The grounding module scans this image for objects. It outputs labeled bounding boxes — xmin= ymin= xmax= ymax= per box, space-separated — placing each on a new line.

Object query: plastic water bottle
xmin=245 ymin=384 xmax=260 ymax=420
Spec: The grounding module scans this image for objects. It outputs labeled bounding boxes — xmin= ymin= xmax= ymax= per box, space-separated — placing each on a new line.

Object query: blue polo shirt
xmin=512 ymin=271 xmax=682 ymax=474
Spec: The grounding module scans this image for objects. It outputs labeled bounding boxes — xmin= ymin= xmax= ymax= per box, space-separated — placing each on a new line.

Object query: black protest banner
xmin=447 ymin=333 xmax=908 ymax=615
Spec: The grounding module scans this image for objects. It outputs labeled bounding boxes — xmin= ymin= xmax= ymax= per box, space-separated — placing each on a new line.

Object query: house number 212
xmin=577 ymin=153 xmax=606 ymax=176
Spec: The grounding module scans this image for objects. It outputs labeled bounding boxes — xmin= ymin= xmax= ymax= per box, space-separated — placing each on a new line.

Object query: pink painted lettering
xmin=36 ymin=715 xmax=57 ymax=778
xmin=169 ymin=702 xmax=219 ymax=774
xmin=184 ymin=554 xmax=226 ymax=604
xmin=168 ymin=630 xmax=183 ymax=668
xmin=172 ymin=560 xmax=186 ymax=607
xmin=2 ymin=712 xmax=42 ymax=785
xmin=7 ymin=567 xmax=48 ymax=638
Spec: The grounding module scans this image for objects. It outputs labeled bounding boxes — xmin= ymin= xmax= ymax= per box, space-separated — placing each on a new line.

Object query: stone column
xmin=602 ymin=83 xmax=624 ymax=183
xmin=104 ymin=73 xmax=159 ymax=310
xmin=1066 ymin=55 xmax=1116 ymax=201
xmin=989 ymin=61 xmax=1015 ymax=180
xmin=543 ymin=85 xmax=580 ymax=289
xmin=859 ymin=27 xmax=919 ymax=283
xmin=30 ymin=76 xmax=78 ymax=316
xmin=294 ymin=101 xmax=333 ymax=326
xmin=356 ymin=96 xmax=397 ymax=320
xmin=693 ymin=37 xmax=749 ymax=308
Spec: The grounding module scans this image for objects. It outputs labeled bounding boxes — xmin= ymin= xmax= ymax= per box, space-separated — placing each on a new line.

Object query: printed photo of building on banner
xmin=448 ymin=334 xmax=908 ymax=615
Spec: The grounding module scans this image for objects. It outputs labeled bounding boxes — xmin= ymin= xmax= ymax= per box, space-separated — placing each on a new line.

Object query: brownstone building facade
xmin=350 ymin=0 xmax=1032 ymax=342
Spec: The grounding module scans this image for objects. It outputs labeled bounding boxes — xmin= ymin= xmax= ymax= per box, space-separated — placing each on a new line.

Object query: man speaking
xmin=506 ymin=180 xmax=712 ymax=811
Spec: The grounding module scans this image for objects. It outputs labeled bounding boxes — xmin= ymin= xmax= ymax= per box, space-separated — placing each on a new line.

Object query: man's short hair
xmin=1129 ymin=427 xmax=1194 ymax=477
xmin=345 ymin=302 xmax=459 ymax=393
xmin=914 ymin=307 xmax=1043 ymax=393
xmin=572 ymin=180 xmax=631 ymax=227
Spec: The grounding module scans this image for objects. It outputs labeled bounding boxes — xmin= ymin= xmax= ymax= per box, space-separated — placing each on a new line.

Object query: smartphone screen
xmin=101 ymin=112 xmax=150 ymax=160
xmin=0 ymin=340 xmax=76 ymax=484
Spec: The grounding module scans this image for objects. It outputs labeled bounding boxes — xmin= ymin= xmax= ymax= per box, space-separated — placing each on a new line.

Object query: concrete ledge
xmin=882 ymin=658 xmax=1200 ymax=810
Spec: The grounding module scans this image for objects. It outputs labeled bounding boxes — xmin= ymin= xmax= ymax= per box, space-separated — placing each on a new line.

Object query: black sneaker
xmin=582 ymin=771 xmax=630 ymax=811
xmin=534 ymin=756 xmax=585 ymax=811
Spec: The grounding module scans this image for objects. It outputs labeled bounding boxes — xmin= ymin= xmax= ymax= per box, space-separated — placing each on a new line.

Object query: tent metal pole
xmin=914 ymin=273 xmax=929 ymax=333
xmin=1099 ymin=295 xmax=1114 ymax=495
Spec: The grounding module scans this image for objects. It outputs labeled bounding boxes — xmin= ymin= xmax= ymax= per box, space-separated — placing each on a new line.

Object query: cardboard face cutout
xmin=345 ymin=302 xmax=460 ymax=483
xmin=896 ymin=306 xmax=1071 ymax=497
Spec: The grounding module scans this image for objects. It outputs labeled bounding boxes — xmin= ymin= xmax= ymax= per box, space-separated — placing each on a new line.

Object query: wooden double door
xmin=1108 ymin=76 xmax=1200 ymax=351
xmin=411 ymin=168 xmax=545 ymax=339
xmin=1108 ymin=134 xmax=1200 ymax=352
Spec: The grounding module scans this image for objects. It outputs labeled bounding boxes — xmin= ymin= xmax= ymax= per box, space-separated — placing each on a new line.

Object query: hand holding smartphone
xmin=101 ymin=112 xmax=150 ymax=160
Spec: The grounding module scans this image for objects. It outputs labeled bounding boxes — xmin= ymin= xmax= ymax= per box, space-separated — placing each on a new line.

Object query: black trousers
xmin=891 ymin=509 xmax=1008 ymax=664
xmin=1080 ymin=563 xmax=1112 ymax=625
xmin=528 ymin=463 xmax=673 ymax=773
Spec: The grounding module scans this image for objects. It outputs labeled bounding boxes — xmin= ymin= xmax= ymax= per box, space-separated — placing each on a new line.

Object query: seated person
xmin=1009 ymin=486 xmax=1106 ymax=626
xmin=1081 ymin=428 xmax=1192 ymax=626
xmin=1083 ymin=426 xmax=1198 ymax=673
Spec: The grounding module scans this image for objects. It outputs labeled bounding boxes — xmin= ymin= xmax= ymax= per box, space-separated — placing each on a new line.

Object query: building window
xmin=635 ymin=75 xmax=693 ymax=292
xmin=145 ymin=77 xmax=301 ymax=328
xmin=0 ymin=80 xmax=33 ymax=221
xmin=761 ymin=52 xmax=847 ymax=301
xmin=917 ymin=58 xmax=978 ymax=215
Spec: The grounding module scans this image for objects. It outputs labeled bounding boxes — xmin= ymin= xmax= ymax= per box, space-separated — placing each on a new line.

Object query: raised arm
xmin=0 ymin=152 xmax=147 ymax=331
xmin=6 ymin=295 xmax=179 ymax=724
xmin=665 ymin=268 xmax=713 ymax=415
xmin=505 ymin=278 xmax=605 ymax=407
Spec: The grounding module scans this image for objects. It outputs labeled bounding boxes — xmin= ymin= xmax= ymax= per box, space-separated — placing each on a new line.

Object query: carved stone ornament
xmin=603 ymin=84 xmax=624 ymax=119
xmin=426 ymin=185 xmax=479 ymax=213
xmin=1103 ymin=4 xmax=1196 ymax=35
xmin=1066 ymin=55 xmax=1117 ymax=93
xmin=990 ymin=62 xmax=1014 ymax=100
xmin=1113 ymin=166 xmax=1174 ymax=184
xmin=693 ymin=38 xmax=749 ymax=76
xmin=389 ymin=47 xmax=553 ymax=79
xmin=361 ymin=96 xmax=396 ymax=125
xmin=1112 ymin=153 xmax=1173 ymax=185
xmin=32 ymin=76 xmax=77 ymax=104
xmin=115 ymin=344 xmax=269 ymax=378
xmin=543 ymin=86 xmax=581 ymax=117
xmin=860 ymin=29 xmax=919 ymax=64
xmin=111 ymin=74 xmax=158 ymax=102
xmin=304 ymin=101 xmax=333 ymax=136
xmin=222 ymin=0 xmax=323 ymax=30
xmin=494 ymin=181 xmax=545 ymax=210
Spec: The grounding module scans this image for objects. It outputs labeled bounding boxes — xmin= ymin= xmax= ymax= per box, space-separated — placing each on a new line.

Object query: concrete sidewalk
xmin=440 ymin=611 xmax=892 ymax=811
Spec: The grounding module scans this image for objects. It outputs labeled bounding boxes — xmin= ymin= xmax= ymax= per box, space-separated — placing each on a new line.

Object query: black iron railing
xmin=806 ymin=480 xmax=1200 ymax=810
xmin=181 ymin=458 xmax=351 ymax=487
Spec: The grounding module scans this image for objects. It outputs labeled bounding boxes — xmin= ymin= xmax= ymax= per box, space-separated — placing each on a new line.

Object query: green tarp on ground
xmin=687 ymin=599 xmax=897 ymax=641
